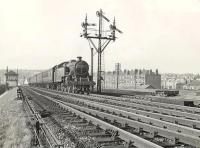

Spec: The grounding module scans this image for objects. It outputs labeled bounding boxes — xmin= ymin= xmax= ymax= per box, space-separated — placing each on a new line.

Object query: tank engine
xmin=28 ymin=57 xmax=94 ymax=94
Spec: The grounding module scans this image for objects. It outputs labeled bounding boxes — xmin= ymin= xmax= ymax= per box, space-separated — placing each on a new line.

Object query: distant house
xmin=176 ymin=83 xmax=185 ymax=90
xmin=183 ymin=80 xmax=200 ymax=90
xmin=100 ymin=68 xmax=161 ymax=90
xmin=137 ymin=84 xmax=155 ymax=89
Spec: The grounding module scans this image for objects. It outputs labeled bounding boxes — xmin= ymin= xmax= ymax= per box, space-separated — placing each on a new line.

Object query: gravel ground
xmin=0 ymin=88 xmax=32 ymax=148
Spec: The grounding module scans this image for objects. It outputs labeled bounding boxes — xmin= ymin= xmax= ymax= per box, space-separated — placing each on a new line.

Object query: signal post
xmin=81 ymin=9 xmax=122 ymax=93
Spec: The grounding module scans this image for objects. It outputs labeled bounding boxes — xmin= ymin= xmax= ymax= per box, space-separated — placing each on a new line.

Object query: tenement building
xmin=94 ymin=69 xmax=161 ymax=90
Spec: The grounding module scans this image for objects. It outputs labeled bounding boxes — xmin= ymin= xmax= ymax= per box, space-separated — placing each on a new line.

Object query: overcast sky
xmin=0 ymin=0 xmax=200 ymax=74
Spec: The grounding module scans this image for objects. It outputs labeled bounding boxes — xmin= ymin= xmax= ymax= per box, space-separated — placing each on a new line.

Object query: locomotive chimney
xmin=156 ymin=69 xmax=158 ymax=75
xmin=150 ymin=69 xmax=152 ymax=74
xmin=77 ymin=56 xmax=82 ymax=61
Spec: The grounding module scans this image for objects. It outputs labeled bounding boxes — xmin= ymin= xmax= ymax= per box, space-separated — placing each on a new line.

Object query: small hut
xmin=5 ymin=70 xmax=18 ymax=88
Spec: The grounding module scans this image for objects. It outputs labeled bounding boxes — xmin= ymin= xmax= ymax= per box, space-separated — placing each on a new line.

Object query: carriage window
xmin=65 ymin=67 xmax=70 ymax=73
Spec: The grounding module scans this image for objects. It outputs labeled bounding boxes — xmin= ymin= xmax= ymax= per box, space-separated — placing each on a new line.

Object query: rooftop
xmin=5 ymin=70 xmax=18 ymax=76
xmin=188 ymin=80 xmax=200 ymax=86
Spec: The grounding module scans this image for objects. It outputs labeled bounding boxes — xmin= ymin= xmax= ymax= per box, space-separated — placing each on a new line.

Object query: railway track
xmin=37 ymin=88 xmax=200 ymax=129
xmin=23 ymin=89 xmax=67 ymax=148
xmin=22 ymin=87 xmax=163 ymax=148
xmin=23 ymin=97 xmax=60 ymax=147
xmin=25 ymin=87 xmax=200 ymax=148
xmin=98 ymin=94 xmax=200 ymax=114
xmin=23 ymin=88 xmax=124 ymax=148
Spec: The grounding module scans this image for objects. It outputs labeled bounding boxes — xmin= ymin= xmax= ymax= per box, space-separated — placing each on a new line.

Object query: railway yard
xmin=16 ymin=86 xmax=200 ymax=148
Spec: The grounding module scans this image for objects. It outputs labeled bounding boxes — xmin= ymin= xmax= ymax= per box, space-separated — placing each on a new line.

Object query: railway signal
xmin=81 ymin=9 xmax=122 ymax=93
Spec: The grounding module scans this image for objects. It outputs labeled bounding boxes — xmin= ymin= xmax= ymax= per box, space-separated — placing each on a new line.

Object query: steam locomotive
xmin=28 ymin=57 xmax=95 ymax=94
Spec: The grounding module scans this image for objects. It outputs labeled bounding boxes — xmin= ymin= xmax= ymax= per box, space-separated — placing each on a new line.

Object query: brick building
xmin=94 ymin=68 xmax=161 ymax=90
xmin=145 ymin=69 xmax=161 ymax=89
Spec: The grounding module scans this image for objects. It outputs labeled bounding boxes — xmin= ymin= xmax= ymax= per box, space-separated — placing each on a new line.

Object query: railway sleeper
xmin=140 ymin=130 xmax=155 ymax=139
xmin=58 ymin=115 xmax=76 ymax=120
xmin=98 ymin=99 xmax=200 ymax=128
xmin=77 ymin=100 xmax=200 ymax=138
xmin=71 ymin=122 xmax=88 ymax=127
xmin=80 ymin=126 xmax=97 ymax=131
xmin=96 ymin=137 xmax=120 ymax=144
xmin=71 ymin=104 xmax=200 ymax=147
xmin=108 ymin=95 xmax=200 ymax=115
xmin=87 ymin=131 xmax=106 ymax=136
xmin=101 ymin=145 xmax=128 ymax=148
xmin=95 ymin=96 xmax=200 ymax=121
xmin=153 ymin=137 xmax=178 ymax=147
xmin=69 ymin=119 xmax=84 ymax=123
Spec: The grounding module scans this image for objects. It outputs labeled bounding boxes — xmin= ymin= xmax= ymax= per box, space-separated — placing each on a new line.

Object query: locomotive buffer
xmin=81 ymin=9 xmax=122 ymax=93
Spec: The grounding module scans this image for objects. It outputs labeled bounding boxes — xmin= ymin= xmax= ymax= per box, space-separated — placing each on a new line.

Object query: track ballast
xmin=22 ymin=86 xmax=200 ymax=148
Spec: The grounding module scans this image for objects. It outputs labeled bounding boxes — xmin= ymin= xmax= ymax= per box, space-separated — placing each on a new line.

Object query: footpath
xmin=0 ymin=88 xmax=32 ymax=148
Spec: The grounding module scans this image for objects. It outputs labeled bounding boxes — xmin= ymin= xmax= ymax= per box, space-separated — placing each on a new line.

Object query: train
xmin=28 ymin=57 xmax=95 ymax=94
xmin=155 ymin=89 xmax=179 ymax=97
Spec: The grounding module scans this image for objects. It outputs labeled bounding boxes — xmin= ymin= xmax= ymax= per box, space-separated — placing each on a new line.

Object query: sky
xmin=0 ymin=0 xmax=200 ymax=74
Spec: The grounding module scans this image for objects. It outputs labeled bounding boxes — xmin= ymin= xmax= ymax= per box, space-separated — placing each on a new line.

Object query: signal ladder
xmin=101 ymin=50 xmax=105 ymax=90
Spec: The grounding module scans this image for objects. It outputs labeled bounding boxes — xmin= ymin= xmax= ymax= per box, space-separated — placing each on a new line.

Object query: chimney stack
xmin=150 ymin=69 xmax=152 ymax=74
xmin=156 ymin=69 xmax=158 ymax=75
xmin=77 ymin=56 xmax=82 ymax=61
xmin=135 ymin=69 xmax=138 ymax=75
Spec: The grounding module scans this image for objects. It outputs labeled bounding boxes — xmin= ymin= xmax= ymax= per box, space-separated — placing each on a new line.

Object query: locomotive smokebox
xmin=77 ymin=56 xmax=82 ymax=61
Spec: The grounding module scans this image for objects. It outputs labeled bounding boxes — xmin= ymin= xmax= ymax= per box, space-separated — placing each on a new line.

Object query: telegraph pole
xmin=134 ymin=69 xmax=137 ymax=89
xmin=116 ymin=63 xmax=120 ymax=89
xmin=6 ymin=66 xmax=8 ymax=90
xmin=81 ymin=9 xmax=122 ymax=93
xmin=91 ymin=48 xmax=94 ymax=92
xmin=17 ymin=68 xmax=18 ymax=86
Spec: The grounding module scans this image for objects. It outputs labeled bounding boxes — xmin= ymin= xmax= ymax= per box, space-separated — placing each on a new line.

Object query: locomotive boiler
xmin=29 ymin=57 xmax=94 ymax=94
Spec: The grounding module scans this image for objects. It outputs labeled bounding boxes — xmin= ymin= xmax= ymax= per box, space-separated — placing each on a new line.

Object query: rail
xmin=23 ymin=94 xmax=62 ymax=148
